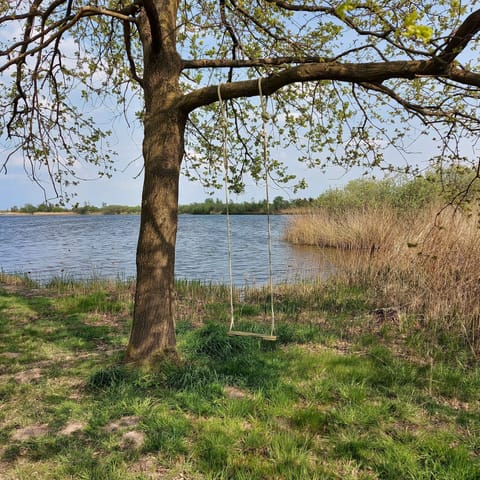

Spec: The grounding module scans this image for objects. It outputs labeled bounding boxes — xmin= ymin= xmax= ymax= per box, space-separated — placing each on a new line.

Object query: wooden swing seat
xmin=228 ymin=330 xmax=277 ymax=341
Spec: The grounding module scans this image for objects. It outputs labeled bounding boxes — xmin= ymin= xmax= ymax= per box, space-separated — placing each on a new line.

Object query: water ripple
xmin=0 ymin=214 xmax=334 ymax=284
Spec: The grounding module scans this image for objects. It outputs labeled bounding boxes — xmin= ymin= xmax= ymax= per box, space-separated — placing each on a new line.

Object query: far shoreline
xmin=0 ymin=211 xmax=78 ymax=216
xmin=0 ymin=210 xmax=293 ymax=216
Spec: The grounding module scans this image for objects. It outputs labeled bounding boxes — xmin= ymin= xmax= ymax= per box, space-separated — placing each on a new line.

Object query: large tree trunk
xmin=125 ymin=2 xmax=185 ymax=363
xmin=125 ymin=106 xmax=186 ymax=363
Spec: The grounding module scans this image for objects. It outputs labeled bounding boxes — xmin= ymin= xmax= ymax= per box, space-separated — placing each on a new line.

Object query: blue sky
xmin=0 ymin=81 xmax=442 ymax=211
xmin=0 ymin=141 xmax=369 ymax=210
xmin=0 ymin=87 xmax=438 ymax=211
xmin=0 ymin=102 xmax=440 ymax=211
xmin=0 ymin=3 xmax=398 ymax=211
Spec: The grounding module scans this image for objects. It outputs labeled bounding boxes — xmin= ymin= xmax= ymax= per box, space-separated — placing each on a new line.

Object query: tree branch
xmin=142 ymin=0 xmax=162 ymax=52
xmin=123 ymin=19 xmax=144 ymax=87
xmin=8 ymin=0 xmax=43 ymax=136
xmin=183 ymin=44 xmax=383 ymax=69
xmin=0 ymin=5 xmax=137 ymax=74
xmin=179 ymin=59 xmax=437 ymax=113
xmin=230 ymin=0 xmax=287 ymax=46
xmin=265 ymin=1 xmax=334 ymax=13
xmin=359 ymin=82 xmax=479 ymax=125
xmin=183 ymin=56 xmax=325 ymax=69
xmin=265 ymin=1 xmax=439 ymax=61
xmin=438 ymin=8 xmax=480 ymax=64
xmin=219 ymin=0 xmax=239 ymax=82
xmin=448 ymin=67 xmax=480 ymax=88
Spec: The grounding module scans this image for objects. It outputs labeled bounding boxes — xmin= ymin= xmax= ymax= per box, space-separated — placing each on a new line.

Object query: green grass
xmin=0 ymin=275 xmax=479 ymax=479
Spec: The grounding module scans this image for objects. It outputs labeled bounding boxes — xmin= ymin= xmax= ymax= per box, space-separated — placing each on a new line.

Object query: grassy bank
xmin=1 ymin=274 xmax=479 ymax=479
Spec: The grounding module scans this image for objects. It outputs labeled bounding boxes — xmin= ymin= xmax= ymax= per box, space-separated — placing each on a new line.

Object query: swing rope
xmin=217 ymin=84 xmax=236 ymax=333
xmin=217 ymin=81 xmax=276 ymax=341
xmin=258 ymin=78 xmax=276 ymax=338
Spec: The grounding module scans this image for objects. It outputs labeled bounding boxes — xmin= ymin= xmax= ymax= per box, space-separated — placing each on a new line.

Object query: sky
xmin=0 ymin=99 xmax=438 ymax=211
xmin=0 ymin=139 xmax=369 ymax=210
xmin=0 ymin=29 xmax=369 ymax=210
xmin=0 ymin=68 xmax=441 ymax=211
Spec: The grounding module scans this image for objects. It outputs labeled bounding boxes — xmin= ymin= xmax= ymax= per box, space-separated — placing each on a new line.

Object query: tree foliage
xmin=1 ymin=1 xmax=480 ymax=200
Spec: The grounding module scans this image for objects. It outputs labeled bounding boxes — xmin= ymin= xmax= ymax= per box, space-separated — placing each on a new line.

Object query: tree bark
xmin=125 ymin=105 xmax=186 ymax=363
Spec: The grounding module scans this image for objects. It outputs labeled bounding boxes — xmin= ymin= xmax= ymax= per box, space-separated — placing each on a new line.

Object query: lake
xmin=0 ymin=214 xmax=336 ymax=285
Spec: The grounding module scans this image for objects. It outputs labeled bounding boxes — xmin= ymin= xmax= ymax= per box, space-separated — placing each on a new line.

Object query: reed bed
xmin=286 ymin=204 xmax=480 ymax=356
xmin=285 ymin=206 xmax=403 ymax=250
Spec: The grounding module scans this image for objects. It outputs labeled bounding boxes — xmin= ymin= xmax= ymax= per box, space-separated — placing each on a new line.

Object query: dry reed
xmin=286 ymin=205 xmax=480 ymax=356
xmin=285 ymin=206 xmax=402 ymax=250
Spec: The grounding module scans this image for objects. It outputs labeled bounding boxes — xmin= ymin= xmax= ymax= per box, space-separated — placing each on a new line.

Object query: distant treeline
xmin=7 ymin=166 xmax=479 ymax=216
xmin=178 ymin=196 xmax=314 ymax=214
xmin=8 ymin=196 xmax=315 ymax=215
xmin=8 ymin=203 xmax=142 ymax=215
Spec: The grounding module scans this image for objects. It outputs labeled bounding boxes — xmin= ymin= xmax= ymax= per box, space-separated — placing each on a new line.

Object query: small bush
xmin=163 ymin=361 xmax=221 ymax=392
xmin=186 ymin=322 xmax=253 ymax=361
xmin=86 ymin=365 xmax=133 ymax=390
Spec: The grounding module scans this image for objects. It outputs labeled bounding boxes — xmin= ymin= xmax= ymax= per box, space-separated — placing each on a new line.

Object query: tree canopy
xmin=2 ymin=1 xmax=480 ymax=199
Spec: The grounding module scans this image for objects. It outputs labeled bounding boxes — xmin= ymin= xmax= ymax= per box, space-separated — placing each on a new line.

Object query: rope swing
xmin=217 ymin=79 xmax=277 ymax=341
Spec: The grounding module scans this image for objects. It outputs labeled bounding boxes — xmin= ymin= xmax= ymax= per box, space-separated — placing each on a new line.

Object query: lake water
xmin=0 ymin=214 xmax=336 ymax=285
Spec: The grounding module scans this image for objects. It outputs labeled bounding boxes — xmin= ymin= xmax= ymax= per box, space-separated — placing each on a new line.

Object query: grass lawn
xmin=0 ymin=275 xmax=479 ymax=479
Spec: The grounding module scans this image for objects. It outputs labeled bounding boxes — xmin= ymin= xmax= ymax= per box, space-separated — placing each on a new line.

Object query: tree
xmin=2 ymin=1 xmax=480 ymax=364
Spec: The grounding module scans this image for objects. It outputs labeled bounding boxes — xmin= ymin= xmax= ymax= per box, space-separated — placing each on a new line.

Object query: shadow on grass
xmin=86 ymin=322 xmax=284 ymax=396
xmin=0 ymin=287 xmax=126 ymax=361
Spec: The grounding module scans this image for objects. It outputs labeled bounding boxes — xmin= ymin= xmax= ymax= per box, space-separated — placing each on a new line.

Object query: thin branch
xmin=183 ymin=44 xmax=388 ymax=70
xmin=219 ymin=0 xmax=239 ymax=82
xmin=123 ymin=20 xmax=144 ymax=87
xmin=230 ymin=0 xmax=286 ymax=46
xmin=267 ymin=0 xmax=442 ymax=60
xmin=360 ymin=82 xmax=453 ymax=118
xmin=265 ymin=1 xmax=334 ymax=13
xmin=8 ymin=0 xmax=43 ymax=136
xmin=0 ymin=5 xmax=137 ymax=74
xmin=183 ymin=55 xmax=325 ymax=69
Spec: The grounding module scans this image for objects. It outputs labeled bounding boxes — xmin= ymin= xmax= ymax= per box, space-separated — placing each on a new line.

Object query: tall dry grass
xmin=285 ymin=207 xmax=403 ymax=251
xmin=286 ymin=205 xmax=480 ymax=356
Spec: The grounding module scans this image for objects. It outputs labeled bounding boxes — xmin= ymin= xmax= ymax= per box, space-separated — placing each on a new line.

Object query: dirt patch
xmin=224 ymin=385 xmax=250 ymax=400
xmin=0 ymin=352 xmax=21 ymax=360
xmin=88 ymin=312 xmax=124 ymax=328
xmin=0 ymin=282 xmax=44 ymax=298
xmin=300 ymin=340 xmax=353 ymax=355
xmin=130 ymin=455 xmax=170 ymax=478
xmin=59 ymin=421 xmax=85 ymax=436
xmin=103 ymin=415 xmax=140 ymax=433
xmin=11 ymin=424 xmax=50 ymax=441
xmin=130 ymin=455 xmax=196 ymax=480
xmin=120 ymin=430 xmax=145 ymax=450
xmin=13 ymin=368 xmax=42 ymax=383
